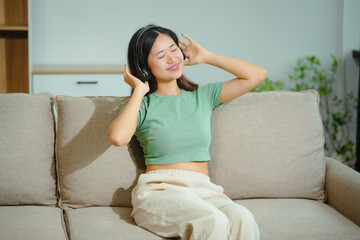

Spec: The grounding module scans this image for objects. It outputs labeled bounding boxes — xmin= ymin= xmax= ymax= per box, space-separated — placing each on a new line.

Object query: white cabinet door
xmin=32 ymin=74 xmax=131 ymax=97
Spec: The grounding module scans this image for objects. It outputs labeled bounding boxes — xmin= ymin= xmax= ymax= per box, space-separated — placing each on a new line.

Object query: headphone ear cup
xmin=141 ymin=68 xmax=149 ymax=82
xmin=135 ymin=59 xmax=148 ymax=82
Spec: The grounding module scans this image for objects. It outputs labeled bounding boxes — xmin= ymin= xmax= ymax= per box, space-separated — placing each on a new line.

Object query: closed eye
xmin=157 ymin=45 xmax=177 ymax=59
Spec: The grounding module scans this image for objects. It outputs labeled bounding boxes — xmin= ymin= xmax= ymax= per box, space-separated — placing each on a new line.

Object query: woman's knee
xmin=133 ymin=190 xmax=228 ymax=235
xmin=223 ymin=203 xmax=257 ymax=226
xmin=208 ymin=209 xmax=230 ymax=229
xmin=221 ymin=204 xmax=260 ymax=239
xmin=186 ymin=209 xmax=230 ymax=240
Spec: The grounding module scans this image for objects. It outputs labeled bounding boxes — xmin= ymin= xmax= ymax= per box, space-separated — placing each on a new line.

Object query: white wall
xmin=29 ymin=0 xmax=360 ymax=150
xmin=30 ymin=0 xmax=345 ymax=84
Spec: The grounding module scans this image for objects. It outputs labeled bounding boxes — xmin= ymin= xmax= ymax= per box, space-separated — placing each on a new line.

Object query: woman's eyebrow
xmin=155 ymin=44 xmax=176 ymax=55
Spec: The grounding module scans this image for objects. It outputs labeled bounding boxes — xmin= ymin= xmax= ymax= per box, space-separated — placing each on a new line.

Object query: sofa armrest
xmin=325 ymin=157 xmax=360 ymax=226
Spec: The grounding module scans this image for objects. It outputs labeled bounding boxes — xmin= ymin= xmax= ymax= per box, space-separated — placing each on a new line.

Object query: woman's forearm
xmin=203 ymin=52 xmax=266 ymax=81
xmin=107 ymin=87 xmax=145 ymax=146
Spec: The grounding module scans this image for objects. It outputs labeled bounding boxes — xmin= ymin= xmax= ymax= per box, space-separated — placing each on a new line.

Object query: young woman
xmin=108 ymin=24 xmax=266 ymax=240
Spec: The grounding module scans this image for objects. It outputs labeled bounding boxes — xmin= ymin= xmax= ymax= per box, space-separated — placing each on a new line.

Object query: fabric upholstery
xmin=1 ymin=90 xmax=359 ymax=240
xmin=209 ymin=90 xmax=326 ymax=201
xmin=55 ymin=96 xmax=145 ymax=209
xmin=0 ymin=206 xmax=68 ymax=240
xmin=325 ymin=157 xmax=360 ymax=226
xmin=0 ymin=93 xmax=57 ymax=205
xmin=64 ymin=200 xmax=360 ymax=240
xmin=236 ymin=198 xmax=360 ymax=240
xmin=64 ymin=207 xmax=166 ymax=240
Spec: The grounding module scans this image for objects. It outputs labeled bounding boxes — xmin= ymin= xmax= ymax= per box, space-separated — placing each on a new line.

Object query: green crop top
xmin=135 ymin=81 xmax=224 ymax=165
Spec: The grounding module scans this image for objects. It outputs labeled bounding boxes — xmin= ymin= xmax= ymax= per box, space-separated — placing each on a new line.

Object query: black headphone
xmin=134 ymin=25 xmax=186 ymax=82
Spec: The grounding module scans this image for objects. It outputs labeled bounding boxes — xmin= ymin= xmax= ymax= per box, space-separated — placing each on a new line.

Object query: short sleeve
xmin=136 ymin=97 xmax=147 ymax=132
xmin=118 ymin=96 xmax=147 ymax=133
xmin=200 ymin=81 xmax=224 ymax=109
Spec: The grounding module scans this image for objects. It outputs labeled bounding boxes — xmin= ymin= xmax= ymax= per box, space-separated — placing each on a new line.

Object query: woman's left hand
xmin=179 ymin=34 xmax=213 ymax=66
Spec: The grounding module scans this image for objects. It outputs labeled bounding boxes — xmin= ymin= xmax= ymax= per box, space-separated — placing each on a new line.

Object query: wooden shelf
xmin=0 ymin=25 xmax=28 ymax=31
xmin=0 ymin=0 xmax=29 ymax=93
xmin=33 ymin=65 xmax=125 ymax=74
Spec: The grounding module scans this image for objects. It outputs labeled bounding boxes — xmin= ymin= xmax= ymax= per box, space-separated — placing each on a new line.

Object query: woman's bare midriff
xmin=146 ymin=161 xmax=209 ymax=176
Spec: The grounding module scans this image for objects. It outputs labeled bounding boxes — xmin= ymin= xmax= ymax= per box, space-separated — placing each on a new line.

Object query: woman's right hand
xmin=124 ymin=65 xmax=150 ymax=95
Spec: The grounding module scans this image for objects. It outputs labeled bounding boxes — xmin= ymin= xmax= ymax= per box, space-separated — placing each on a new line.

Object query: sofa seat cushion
xmin=209 ymin=90 xmax=326 ymax=201
xmin=237 ymin=199 xmax=360 ymax=240
xmin=0 ymin=206 xmax=68 ymax=240
xmin=64 ymin=207 xmax=167 ymax=240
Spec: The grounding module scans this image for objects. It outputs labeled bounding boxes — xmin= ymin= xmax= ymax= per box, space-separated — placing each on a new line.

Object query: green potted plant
xmin=289 ymin=55 xmax=358 ymax=167
xmin=251 ymin=77 xmax=284 ymax=92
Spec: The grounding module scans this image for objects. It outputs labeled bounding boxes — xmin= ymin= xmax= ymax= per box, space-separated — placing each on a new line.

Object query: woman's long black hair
xmin=127 ymin=24 xmax=198 ymax=95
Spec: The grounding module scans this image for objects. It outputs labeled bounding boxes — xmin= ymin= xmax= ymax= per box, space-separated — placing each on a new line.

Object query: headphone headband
xmin=134 ymin=25 xmax=157 ymax=54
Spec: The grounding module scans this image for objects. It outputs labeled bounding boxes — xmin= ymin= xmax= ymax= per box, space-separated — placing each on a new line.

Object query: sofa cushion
xmin=209 ymin=90 xmax=326 ymax=201
xmin=0 ymin=206 xmax=68 ymax=240
xmin=64 ymin=207 xmax=166 ymax=240
xmin=55 ymin=96 xmax=145 ymax=209
xmin=236 ymin=199 xmax=360 ymax=240
xmin=0 ymin=93 xmax=57 ymax=205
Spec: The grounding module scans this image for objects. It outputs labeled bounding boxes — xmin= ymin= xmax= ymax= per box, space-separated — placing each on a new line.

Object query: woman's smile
xmin=167 ymin=64 xmax=180 ymax=71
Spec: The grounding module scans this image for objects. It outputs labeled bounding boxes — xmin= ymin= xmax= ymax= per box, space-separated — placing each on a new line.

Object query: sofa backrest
xmin=0 ymin=93 xmax=57 ymax=205
xmin=209 ymin=89 xmax=326 ymax=201
xmin=54 ymin=89 xmax=326 ymax=209
xmin=55 ymin=95 xmax=144 ymax=209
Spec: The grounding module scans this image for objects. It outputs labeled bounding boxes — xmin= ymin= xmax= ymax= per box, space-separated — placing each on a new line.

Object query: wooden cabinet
xmin=0 ymin=0 xmax=29 ymax=93
xmin=32 ymin=65 xmax=130 ymax=97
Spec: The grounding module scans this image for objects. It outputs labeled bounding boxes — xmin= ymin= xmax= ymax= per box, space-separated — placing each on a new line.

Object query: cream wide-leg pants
xmin=131 ymin=169 xmax=260 ymax=240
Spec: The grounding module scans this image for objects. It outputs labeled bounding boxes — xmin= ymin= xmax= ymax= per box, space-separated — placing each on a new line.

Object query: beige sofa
xmin=0 ymin=89 xmax=359 ymax=240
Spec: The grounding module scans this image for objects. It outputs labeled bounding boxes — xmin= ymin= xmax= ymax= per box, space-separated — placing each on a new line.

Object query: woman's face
xmin=147 ymin=33 xmax=184 ymax=83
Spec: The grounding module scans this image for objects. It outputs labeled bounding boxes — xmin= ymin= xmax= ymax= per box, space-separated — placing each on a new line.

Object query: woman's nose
xmin=167 ymin=52 xmax=177 ymax=63
xmin=167 ymin=56 xmax=174 ymax=63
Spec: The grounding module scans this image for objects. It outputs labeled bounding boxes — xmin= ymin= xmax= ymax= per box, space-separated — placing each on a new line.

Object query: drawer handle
xmin=76 ymin=81 xmax=98 ymax=84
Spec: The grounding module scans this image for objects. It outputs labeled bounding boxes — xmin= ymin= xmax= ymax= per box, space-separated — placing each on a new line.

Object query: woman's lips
xmin=167 ymin=64 xmax=179 ymax=71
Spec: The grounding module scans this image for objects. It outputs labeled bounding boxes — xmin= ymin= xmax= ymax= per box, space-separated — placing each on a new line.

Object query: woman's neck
xmin=156 ymin=80 xmax=181 ymax=96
